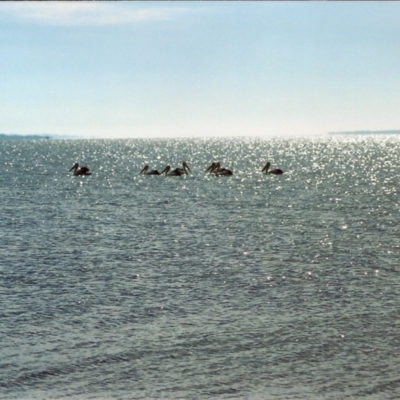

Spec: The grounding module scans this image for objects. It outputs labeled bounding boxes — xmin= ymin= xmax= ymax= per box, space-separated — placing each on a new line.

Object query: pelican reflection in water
xmin=69 ymin=163 xmax=91 ymax=176
xmin=140 ymin=165 xmax=160 ymax=175
xmin=161 ymin=162 xmax=191 ymax=176
xmin=206 ymin=162 xmax=233 ymax=176
xmin=262 ymin=162 xmax=283 ymax=175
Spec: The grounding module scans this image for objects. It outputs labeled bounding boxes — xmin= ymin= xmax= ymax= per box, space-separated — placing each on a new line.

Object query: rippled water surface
xmin=1 ymin=136 xmax=400 ymax=400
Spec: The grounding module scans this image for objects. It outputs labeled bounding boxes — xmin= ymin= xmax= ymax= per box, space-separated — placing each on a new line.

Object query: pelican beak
xmin=205 ymin=163 xmax=215 ymax=173
xmin=140 ymin=166 xmax=148 ymax=174
xmin=161 ymin=166 xmax=169 ymax=175
xmin=184 ymin=162 xmax=191 ymax=173
xmin=69 ymin=163 xmax=77 ymax=172
xmin=212 ymin=163 xmax=220 ymax=173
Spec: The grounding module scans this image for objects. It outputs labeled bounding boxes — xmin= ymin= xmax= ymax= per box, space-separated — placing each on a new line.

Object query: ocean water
xmin=1 ymin=136 xmax=399 ymax=400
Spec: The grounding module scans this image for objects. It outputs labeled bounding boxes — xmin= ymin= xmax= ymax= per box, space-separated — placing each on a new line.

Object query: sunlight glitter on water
xmin=1 ymin=135 xmax=400 ymax=399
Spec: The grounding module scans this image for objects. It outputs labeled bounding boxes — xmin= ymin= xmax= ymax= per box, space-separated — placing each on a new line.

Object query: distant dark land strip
xmin=329 ymin=130 xmax=400 ymax=135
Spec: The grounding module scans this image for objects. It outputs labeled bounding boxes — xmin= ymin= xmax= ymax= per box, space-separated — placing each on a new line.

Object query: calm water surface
xmin=1 ymin=136 xmax=400 ymax=400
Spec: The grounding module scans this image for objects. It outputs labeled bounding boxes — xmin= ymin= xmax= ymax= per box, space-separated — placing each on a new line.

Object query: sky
xmin=0 ymin=1 xmax=400 ymax=139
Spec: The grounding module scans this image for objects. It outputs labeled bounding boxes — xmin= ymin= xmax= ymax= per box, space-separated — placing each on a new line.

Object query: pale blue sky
xmin=1 ymin=1 xmax=399 ymax=138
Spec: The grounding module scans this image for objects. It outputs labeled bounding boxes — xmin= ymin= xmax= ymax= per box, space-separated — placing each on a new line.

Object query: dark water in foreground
xmin=1 ymin=136 xmax=400 ymax=399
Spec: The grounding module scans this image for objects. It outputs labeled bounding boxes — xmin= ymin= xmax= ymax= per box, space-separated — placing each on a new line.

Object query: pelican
xmin=69 ymin=163 xmax=91 ymax=176
xmin=206 ymin=162 xmax=233 ymax=176
xmin=161 ymin=162 xmax=190 ymax=176
xmin=174 ymin=161 xmax=191 ymax=175
xmin=140 ymin=165 xmax=160 ymax=175
xmin=262 ymin=162 xmax=283 ymax=175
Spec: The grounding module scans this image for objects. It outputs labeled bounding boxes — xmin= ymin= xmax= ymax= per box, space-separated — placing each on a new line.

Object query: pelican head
xmin=182 ymin=161 xmax=191 ymax=173
xmin=160 ymin=165 xmax=171 ymax=175
xmin=69 ymin=163 xmax=79 ymax=172
xmin=206 ymin=162 xmax=217 ymax=173
xmin=212 ymin=162 xmax=222 ymax=174
xmin=262 ymin=162 xmax=271 ymax=173
xmin=140 ymin=165 xmax=149 ymax=174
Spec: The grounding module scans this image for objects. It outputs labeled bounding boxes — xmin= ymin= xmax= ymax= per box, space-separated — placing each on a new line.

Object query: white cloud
xmin=0 ymin=2 xmax=186 ymax=26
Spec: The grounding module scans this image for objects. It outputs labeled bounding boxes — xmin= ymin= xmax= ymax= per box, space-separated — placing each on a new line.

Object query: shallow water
xmin=1 ymin=136 xmax=400 ymax=399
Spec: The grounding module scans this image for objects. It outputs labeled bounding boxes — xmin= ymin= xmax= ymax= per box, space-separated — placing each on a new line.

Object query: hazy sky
xmin=1 ymin=2 xmax=400 ymax=138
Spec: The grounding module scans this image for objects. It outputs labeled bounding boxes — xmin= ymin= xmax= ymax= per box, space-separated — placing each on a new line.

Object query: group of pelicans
xmin=69 ymin=161 xmax=283 ymax=177
xmin=139 ymin=161 xmax=284 ymax=176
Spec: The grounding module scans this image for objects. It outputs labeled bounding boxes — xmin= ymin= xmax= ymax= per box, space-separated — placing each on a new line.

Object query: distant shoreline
xmin=0 ymin=133 xmax=50 ymax=140
xmin=329 ymin=130 xmax=400 ymax=135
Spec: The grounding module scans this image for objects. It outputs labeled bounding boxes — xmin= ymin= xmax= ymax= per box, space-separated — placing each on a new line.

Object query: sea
xmin=1 ymin=135 xmax=399 ymax=400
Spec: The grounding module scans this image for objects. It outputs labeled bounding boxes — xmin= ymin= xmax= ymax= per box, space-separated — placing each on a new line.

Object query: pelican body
xmin=262 ymin=162 xmax=283 ymax=175
xmin=206 ymin=162 xmax=233 ymax=176
xmin=140 ymin=165 xmax=160 ymax=175
xmin=161 ymin=162 xmax=191 ymax=176
xmin=69 ymin=163 xmax=91 ymax=176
